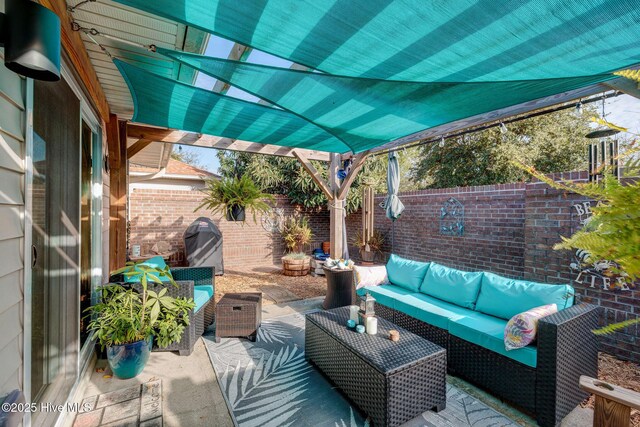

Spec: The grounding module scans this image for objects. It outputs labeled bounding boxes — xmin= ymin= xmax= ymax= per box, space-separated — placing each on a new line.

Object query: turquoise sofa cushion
xmin=126 ymin=255 xmax=171 ymax=283
xmin=419 ymin=263 xmax=483 ymax=309
xmin=449 ymin=312 xmax=538 ymax=368
xmin=475 ymin=272 xmax=574 ymax=320
xmin=395 ymin=293 xmax=472 ymax=330
xmin=194 ymin=285 xmax=214 ymax=312
xmin=386 ymin=254 xmax=430 ymax=292
xmin=357 ymin=284 xmax=414 ymax=310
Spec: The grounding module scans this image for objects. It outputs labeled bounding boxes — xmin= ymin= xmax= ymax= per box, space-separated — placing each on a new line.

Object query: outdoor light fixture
xmin=575 ymin=101 xmax=583 ymax=116
xmin=499 ymin=122 xmax=508 ymax=134
xmin=0 ymin=0 xmax=61 ymax=81
xmin=439 ymin=136 xmax=445 ymax=147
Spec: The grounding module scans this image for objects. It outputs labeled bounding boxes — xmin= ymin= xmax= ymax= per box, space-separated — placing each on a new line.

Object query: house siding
xmin=0 ymin=45 xmax=26 ymax=397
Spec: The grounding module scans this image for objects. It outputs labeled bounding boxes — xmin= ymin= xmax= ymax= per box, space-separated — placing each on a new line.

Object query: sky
xmin=179 ymin=36 xmax=640 ymax=174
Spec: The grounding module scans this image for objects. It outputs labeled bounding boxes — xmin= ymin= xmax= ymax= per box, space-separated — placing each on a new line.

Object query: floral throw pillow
xmin=354 ymin=265 xmax=389 ymax=290
xmin=504 ymin=304 xmax=558 ymax=351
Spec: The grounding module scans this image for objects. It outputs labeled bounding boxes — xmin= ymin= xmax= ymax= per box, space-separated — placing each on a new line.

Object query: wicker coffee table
xmin=215 ymin=293 xmax=262 ymax=343
xmin=305 ymin=307 xmax=446 ymax=427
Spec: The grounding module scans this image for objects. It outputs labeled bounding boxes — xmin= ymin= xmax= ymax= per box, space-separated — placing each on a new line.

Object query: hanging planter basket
xmin=226 ymin=205 xmax=246 ymax=221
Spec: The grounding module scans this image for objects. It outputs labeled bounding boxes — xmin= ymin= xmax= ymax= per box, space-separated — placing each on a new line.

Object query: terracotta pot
xmin=282 ymin=256 xmax=311 ymax=276
xmin=322 ymin=241 xmax=330 ymax=254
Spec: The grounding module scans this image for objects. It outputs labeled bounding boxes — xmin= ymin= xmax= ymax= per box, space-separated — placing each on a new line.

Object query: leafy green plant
xmin=197 ymin=175 xmax=274 ymax=222
xmin=281 ymin=215 xmax=313 ymax=253
xmin=85 ymin=263 xmax=195 ymax=349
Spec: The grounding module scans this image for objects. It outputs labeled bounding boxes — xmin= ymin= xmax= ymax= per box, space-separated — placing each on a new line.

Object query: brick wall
xmin=522 ymin=171 xmax=640 ymax=362
xmin=128 ymin=189 xmax=330 ymax=270
xmin=346 ymin=183 xmax=527 ymax=278
xmin=129 ymin=175 xmax=639 ymax=362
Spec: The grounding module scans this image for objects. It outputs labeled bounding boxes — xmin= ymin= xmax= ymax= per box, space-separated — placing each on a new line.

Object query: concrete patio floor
xmin=67 ymin=296 xmax=593 ymax=427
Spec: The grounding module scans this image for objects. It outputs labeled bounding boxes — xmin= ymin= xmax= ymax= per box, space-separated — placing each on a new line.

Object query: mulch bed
xmin=214 ymin=266 xmax=326 ymax=305
xmin=214 ymin=267 xmax=640 ymax=425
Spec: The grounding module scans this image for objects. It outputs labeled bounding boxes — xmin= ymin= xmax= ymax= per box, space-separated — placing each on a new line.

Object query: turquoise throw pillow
xmin=419 ymin=263 xmax=483 ymax=309
xmin=475 ymin=272 xmax=574 ymax=320
xmin=385 ymin=254 xmax=430 ymax=292
xmin=125 ymin=255 xmax=172 ymax=283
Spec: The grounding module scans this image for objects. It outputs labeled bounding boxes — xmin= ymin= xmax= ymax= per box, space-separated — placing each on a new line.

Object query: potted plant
xmin=85 ymin=263 xmax=195 ymax=379
xmin=352 ymin=229 xmax=386 ymax=263
xmin=281 ymin=215 xmax=313 ymax=276
xmin=197 ymin=175 xmax=274 ymax=222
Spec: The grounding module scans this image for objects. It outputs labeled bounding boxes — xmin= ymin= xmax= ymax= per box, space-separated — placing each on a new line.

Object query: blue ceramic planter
xmin=106 ymin=337 xmax=153 ymax=379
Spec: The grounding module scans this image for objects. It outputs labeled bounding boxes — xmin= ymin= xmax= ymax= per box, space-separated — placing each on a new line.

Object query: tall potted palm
xmin=85 ymin=263 xmax=195 ymax=379
xmin=197 ymin=175 xmax=274 ymax=222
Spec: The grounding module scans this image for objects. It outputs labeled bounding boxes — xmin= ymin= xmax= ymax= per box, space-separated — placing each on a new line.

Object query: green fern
xmin=592 ymin=318 xmax=640 ymax=336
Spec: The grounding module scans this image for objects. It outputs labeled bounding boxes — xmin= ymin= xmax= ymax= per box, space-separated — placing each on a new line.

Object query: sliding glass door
xmin=30 ymin=78 xmax=81 ymax=426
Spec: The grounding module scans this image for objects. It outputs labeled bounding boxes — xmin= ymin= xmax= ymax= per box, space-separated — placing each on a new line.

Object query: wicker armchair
xmin=374 ymin=301 xmax=600 ymax=427
xmin=109 ymin=266 xmax=215 ymax=356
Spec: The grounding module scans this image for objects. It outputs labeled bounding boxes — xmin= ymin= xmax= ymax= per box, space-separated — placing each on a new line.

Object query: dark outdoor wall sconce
xmin=0 ymin=0 xmax=61 ymax=81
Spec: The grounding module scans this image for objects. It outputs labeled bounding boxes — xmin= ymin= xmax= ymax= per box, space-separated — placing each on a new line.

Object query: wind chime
xmin=585 ymin=98 xmax=620 ymax=182
xmin=361 ymin=180 xmax=375 ymax=263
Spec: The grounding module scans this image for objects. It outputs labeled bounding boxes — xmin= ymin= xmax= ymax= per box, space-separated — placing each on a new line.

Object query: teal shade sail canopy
xmin=115 ymin=0 xmax=640 ymax=81
xmin=114 ymin=59 xmax=351 ymax=153
xmin=159 ymin=47 xmax=613 ymax=153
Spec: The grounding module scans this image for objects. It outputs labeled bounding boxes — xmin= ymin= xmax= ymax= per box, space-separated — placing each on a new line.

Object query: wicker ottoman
xmin=306 ymin=307 xmax=446 ymax=427
xmin=215 ymin=293 xmax=262 ymax=343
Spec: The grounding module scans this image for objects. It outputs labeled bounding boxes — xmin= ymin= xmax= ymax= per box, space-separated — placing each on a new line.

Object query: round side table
xmin=322 ymin=266 xmax=356 ymax=310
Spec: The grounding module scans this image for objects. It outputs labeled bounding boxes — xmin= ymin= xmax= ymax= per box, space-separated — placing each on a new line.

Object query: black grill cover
xmin=183 ymin=217 xmax=223 ymax=274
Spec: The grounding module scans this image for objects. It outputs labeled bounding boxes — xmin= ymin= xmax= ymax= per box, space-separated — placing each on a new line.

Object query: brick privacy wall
xmin=130 ymin=175 xmax=639 ymax=362
xmin=523 ymin=171 xmax=639 ymax=362
xmin=346 ymin=183 xmax=527 ymax=278
xmin=128 ymin=189 xmax=330 ymax=270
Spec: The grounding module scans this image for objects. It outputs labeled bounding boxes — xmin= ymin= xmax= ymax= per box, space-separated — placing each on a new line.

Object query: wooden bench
xmin=580 ymin=375 xmax=640 ymax=427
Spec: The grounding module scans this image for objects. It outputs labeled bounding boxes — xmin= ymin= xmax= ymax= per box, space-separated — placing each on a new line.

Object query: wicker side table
xmin=215 ymin=292 xmax=262 ymax=343
xmin=306 ymin=307 xmax=446 ymax=427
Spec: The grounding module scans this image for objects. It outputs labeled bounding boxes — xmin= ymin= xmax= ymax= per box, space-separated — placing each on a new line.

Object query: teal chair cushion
xmin=386 ymin=254 xmax=430 ymax=292
xmin=419 ymin=263 xmax=483 ymax=309
xmin=475 ymin=272 xmax=574 ymax=320
xmin=449 ymin=311 xmax=538 ymax=368
xmin=126 ymin=255 xmax=171 ymax=283
xmin=395 ymin=293 xmax=473 ymax=330
xmin=194 ymin=285 xmax=214 ymax=312
xmin=357 ymin=284 xmax=414 ymax=310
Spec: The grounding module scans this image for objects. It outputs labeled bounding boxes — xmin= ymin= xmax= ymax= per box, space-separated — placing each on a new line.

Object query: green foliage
xmin=197 ymin=174 xmax=275 ymax=222
xmin=592 ymin=318 xmax=640 ymax=336
xmin=216 ymin=149 xmax=419 ymax=213
xmin=281 ymin=215 xmax=313 ymax=253
xmin=85 ymin=263 xmax=196 ymax=349
xmin=517 ymin=141 xmax=640 ymax=284
xmin=352 ymin=229 xmax=386 ymax=252
xmin=412 ymin=107 xmax=597 ymax=188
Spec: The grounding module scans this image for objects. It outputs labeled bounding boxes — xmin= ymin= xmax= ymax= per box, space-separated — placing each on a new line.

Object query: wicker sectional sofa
xmin=356 ymin=255 xmax=600 ymax=427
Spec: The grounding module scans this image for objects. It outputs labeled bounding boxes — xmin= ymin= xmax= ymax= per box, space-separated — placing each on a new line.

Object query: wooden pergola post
xmin=293 ymin=150 xmax=370 ymax=259
xmin=329 ymin=153 xmax=343 ymax=258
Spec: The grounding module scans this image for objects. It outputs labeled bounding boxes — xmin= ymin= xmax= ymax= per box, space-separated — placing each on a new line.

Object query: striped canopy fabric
xmin=114 ymin=59 xmax=351 ymax=153
xmin=158 ymin=47 xmax=612 ymax=153
xmin=117 ymin=0 xmax=640 ymax=81
xmin=113 ymin=0 xmax=640 ymax=153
